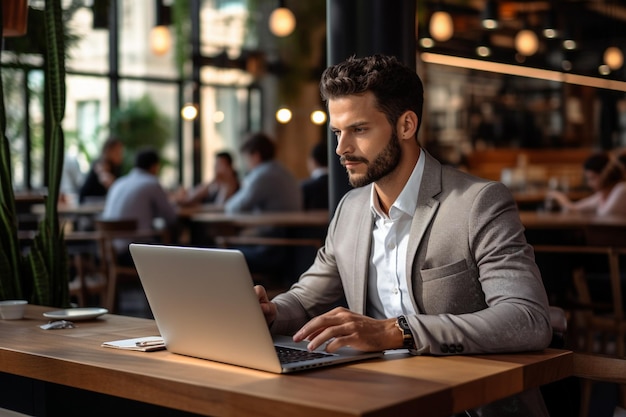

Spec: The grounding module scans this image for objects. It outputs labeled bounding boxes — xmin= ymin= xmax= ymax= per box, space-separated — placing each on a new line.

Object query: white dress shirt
xmin=366 ymin=151 xmax=425 ymax=319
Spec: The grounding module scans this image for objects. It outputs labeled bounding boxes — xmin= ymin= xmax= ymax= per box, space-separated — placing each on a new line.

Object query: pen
xmin=136 ymin=339 xmax=164 ymax=347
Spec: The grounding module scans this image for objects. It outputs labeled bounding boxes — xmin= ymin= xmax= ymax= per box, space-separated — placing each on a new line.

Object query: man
xmin=225 ymin=132 xmax=302 ymax=280
xmin=255 ymin=55 xmax=552 ymax=416
xmin=102 ymin=147 xmax=177 ymax=263
xmin=225 ymin=132 xmax=301 ymax=213
xmin=301 ymin=142 xmax=329 ymax=210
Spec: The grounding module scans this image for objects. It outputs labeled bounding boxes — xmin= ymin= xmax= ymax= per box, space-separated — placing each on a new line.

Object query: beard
xmin=340 ymin=130 xmax=402 ymax=188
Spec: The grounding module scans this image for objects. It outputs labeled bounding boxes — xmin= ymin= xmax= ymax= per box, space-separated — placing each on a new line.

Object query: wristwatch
xmin=395 ymin=315 xmax=415 ymax=350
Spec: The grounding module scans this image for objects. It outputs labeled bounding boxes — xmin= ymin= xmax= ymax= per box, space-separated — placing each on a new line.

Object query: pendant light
xmin=269 ymin=1 xmax=296 ymax=37
xmin=481 ymin=0 xmax=499 ymax=30
xmin=603 ymin=1 xmax=623 ymax=71
xmin=429 ymin=5 xmax=453 ymax=42
xmin=150 ymin=0 xmax=172 ymax=56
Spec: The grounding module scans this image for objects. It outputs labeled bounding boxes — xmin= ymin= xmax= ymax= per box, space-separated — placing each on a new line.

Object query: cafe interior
xmin=2 ymin=0 xmax=626 ymax=416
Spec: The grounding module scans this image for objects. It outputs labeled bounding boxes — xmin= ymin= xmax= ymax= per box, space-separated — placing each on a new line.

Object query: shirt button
xmin=393 ymin=288 xmax=399 ymax=295
xmin=388 ymin=243 xmax=395 ymax=250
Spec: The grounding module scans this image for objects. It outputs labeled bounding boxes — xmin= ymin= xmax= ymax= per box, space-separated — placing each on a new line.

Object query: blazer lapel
xmin=349 ymin=190 xmax=374 ymax=315
xmin=406 ymin=152 xmax=442 ymax=312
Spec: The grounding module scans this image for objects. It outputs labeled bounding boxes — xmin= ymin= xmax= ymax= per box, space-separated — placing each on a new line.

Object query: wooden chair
xmin=544 ymin=306 xmax=626 ymax=417
xmin=67 ymin=240 xmax=107 ymax=307
xmin=95 ymin=219 xmax=140 ymax=313
xmin=533 ymin=225 xmax=626 ymax=417
xmin=95 ymin=219 xmax=170 ymax=313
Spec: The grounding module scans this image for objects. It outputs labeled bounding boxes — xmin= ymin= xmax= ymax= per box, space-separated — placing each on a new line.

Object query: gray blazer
xmin=271 ymin=151 xmax=552 ymax=416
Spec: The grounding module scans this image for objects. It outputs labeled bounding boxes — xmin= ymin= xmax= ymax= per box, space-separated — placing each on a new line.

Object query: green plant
xmin=109 ymin=95 xmax=173 ymax=172
xmin=0 ymin=0 xmax=70 ymax=307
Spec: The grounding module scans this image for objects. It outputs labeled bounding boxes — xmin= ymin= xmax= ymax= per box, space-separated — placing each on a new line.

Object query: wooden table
xmin=0 ymin=305 xmax=574 ymax=417
xmin=30 ymin=201 xmax=105 ymax=217
xmin=191 ymin=210 xmax=330 ymax=228
xmin=519 ymin=210 xmax=626 ymax=230
xmin=513 ymin=190 xmax=591 ymax=210
xmin=188 ymin=210 xmax=330 ymax=247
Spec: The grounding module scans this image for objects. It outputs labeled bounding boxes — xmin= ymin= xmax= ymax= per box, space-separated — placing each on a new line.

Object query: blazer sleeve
xmin=406 ymin=181 xmax=552 ymax=355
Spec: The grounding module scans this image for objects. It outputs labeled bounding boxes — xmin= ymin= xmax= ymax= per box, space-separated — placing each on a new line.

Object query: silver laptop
xmin=129 ymin=243 xmax=381 ymax=373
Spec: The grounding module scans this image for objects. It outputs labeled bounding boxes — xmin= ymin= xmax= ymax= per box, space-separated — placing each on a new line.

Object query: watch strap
xmin=395 ymin=315 xmax=415 ymax=350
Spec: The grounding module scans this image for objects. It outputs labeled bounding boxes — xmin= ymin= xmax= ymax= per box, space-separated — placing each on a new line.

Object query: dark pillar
xmin=108 ymin=0 xmax=119 ymax=116
xmin=191 ymin=0 xmax=202 ymax=185
xmin=325 ymin=0 xmax=416 ymax=213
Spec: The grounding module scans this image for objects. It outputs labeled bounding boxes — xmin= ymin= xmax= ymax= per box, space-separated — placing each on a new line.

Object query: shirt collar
xmin=369 ymin=150 xmax=425 ymax=220
xmin=311 ymin=167 xmax=328 ymax=179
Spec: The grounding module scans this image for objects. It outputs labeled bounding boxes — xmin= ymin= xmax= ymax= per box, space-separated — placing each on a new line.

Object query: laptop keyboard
xmin=275 ymin=345 xmax=335 ymax=364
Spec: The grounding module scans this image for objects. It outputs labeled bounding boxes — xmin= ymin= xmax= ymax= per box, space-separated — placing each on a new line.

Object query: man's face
xmin=328 ymin=92 xmax=401 ymax=188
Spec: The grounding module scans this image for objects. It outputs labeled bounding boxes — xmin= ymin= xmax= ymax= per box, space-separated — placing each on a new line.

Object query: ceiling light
xmin=418 ymin=23 xmax=434 ymax=49
xmin=429 ymin=11 xmax=453 ymax=42
xmin=276 ymin=107 xmax=292 ymax=124
xmin=150 ymin=25 xmax=171 ymax=56
xmin=542 ymin=9 xmax=557 ymax=39
xmin=563 ymin=39 xmax=577 ymax=50
xmin=476 ymin=33 xmax=491 ymax=57
xmin=181 ymin=103 xmax=198 ymax=120
xmin=603 ymin=46 xmax=624 ymax=71
xmin=420 ymin=37 xmax=435 ymax=49
xmin=476 ymin=45 xmax=491 ymax=57
xmin=310 ymin=110 xmax=327 ymax=125
xmin=598 ymin=64 xmax=611 ymax=76
xmin=269 ymin=7 xmax=296 ymax=37
xmin=481 ymin=0 xmax=499 ymax=30
xmin=542 ymin=28 xmax=557 ymax=39
xmin=515 ymin=29 xmax=539 ymax=56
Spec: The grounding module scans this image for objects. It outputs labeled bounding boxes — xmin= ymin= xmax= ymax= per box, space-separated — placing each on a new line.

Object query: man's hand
xmin=293 ymin=307 xmax=403 ymax=352
xmin=254 ymin=285 xmax=276 ymax=325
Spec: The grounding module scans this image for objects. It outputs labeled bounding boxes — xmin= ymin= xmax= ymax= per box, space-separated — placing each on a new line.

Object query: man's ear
xmin=396 ymin=110 xmax=418 ymax=140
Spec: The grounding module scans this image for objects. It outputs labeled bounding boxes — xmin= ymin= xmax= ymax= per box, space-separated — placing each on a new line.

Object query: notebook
xmin=129 ymin=243 xmax=382 ymax=373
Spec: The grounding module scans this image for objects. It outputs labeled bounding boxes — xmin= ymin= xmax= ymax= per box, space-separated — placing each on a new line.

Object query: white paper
xmin=101 ymin=336 xmax=165 ymax=352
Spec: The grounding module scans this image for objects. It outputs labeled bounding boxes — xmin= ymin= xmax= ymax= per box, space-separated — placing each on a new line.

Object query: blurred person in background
xmin=301 ymin=142 xmax=329 ymax=210
xmin=59 ymin=144 xmax=85 ymax=205
xmin=79 ymin=137 xmax=124 ymax=204
xmin=547 ymin=151 xmax=626 ymax=216
xmin=102 ymin=147 xmax=178 ymax=265
xmin=224 ymin=132 xmax=302 ymax=282
xmin=176 ymin=151 xmax=239 ymax=207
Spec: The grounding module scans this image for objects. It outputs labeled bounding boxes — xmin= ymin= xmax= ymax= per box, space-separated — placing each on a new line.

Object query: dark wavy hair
xmin=319 ymin=54 xmax=424 ymax=136
xmin=584 ymin=152 xmax=624 ymax=189
xmin=240 ymin=132 xmax=276 ymax=162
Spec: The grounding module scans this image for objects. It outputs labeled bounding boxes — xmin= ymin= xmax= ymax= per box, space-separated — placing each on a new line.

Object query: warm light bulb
xmin=310 ymin=110 xmax=327 ymax=125
xmin=515 ymin=29 xmax=538 ymax=56
xmin=276 ymin=108 xmax=292 ymax=124
xmin=212 ymin=111 xmax=225 ymax=123
xmin=429 ymin=11 xmax=453 ymax=42
xmin=181 ymin=104 xmax=198 ymax=120
xmin=563 ymin=39 xmax=577 ymax=50
xmin=269 ymin=7 xmax=296 ymax=37
xmin=150 ymin=25 xmax=171 ymax=56
xmin=476 ymin=46 xmax=491 ymax=57
xmin=604 ymin=46 xmax=624 ymax=71
xmin=598 ymin=64 xmax=611 ymax=76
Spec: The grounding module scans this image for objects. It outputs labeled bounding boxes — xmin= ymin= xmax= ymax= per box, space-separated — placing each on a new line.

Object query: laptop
xmin=129 ymin=243 xmax=382 ymax=373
